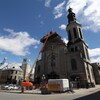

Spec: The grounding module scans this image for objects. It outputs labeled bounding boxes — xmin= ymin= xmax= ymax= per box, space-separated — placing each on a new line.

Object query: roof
xmin=92 ymin=62 xmax=100 ymax=67
xmin=0 ymin=62 xmax=8 ymax=70
xmin=40 ymin=31 xmax=61 ymax=43
xmin=67 ymin=38 xmax=88 ymax=48
xmin=0 ymin=62 xmax=23 ymax=71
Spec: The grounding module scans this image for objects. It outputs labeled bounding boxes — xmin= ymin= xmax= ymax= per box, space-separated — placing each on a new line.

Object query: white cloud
xmin=0 ymin=50 xmax=6 ymax=54
xmin=82 ymin=26 xmax=90 ymax=30
xmin=34 ymin=45 xmax=38 ymax=49
xmin=88 ymin=48 xmax=100 ymax=57
xmin=38 ymin=14 xmax=41 ymax=18
xmin=53 ymin=1 xmax=66 ymax=19
xmin=66 ymin=0 xmax=87 ymax=15
xmin=91 ymin=57 xmax=100 ymax=63
xmin=59 ymin=24 xmax=66 ymax=30
xmin=40 ymin=21 xmax=44 ymax=25
xmin=45 ymin=0 xmax=52 ymax=7
xmin=62 ymin=38 xmax=68 ymax=44
xmin=0 ymin=28 xmax=40 ymax=56
xmin=88 ymin=48 xmax=100 ymax=62
xmin=55 ymin=13 xmax=63 ymax=19
xmin=66 ymin=0 xmax=100 ymax=32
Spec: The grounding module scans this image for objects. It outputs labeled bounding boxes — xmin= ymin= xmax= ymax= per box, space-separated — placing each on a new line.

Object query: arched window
xmin=14 ymin=76 xmax=16 ymax=80
xmin=71 ymin=48 xmax=74 ymax=52
xmin=71 ymin=59 xmax=77 ymax=70
xmin=79 ymin=28 xmax=83 ymax=39
xmin=73 ymin=28 xmax=77 ymax=38
xmin=75 ymin=46 xmax=78 ymax=51
xmin=37 ymin=65 xmax=40 ymax=73
xmin=85 ymin=47 xmax=89 ymax=60
xmin=68 ymin=30 xmax=71 ymax=41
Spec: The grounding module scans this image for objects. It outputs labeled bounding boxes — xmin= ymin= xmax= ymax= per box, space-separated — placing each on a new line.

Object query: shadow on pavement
xmin=74 ymin=91 xmax=100 ymax=100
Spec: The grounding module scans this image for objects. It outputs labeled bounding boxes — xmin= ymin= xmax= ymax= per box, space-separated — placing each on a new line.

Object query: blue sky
xmin=0 ymin=0 xmax=100 ymax=65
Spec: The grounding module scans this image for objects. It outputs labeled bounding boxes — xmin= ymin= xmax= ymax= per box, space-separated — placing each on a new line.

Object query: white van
xmin=48 ymin=79 xmax=69 ymax=92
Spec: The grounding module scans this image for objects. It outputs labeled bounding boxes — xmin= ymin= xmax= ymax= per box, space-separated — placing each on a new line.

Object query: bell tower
xmin=67 ymin=8 xmax=89 ymax=60
xmin=21 ymin=58 xmax=31 ymax=81
xmin=67 ymin=8 xmax=84 ymax=44
xmin=66 ymin=8 xmax=95 ymax=88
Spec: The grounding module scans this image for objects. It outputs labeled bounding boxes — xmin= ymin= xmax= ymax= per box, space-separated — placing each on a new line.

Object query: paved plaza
xmin=0 ymin=85 xmax=100 ymax=100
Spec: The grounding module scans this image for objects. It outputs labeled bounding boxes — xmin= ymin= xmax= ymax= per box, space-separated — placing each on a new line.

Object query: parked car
xmin=4 ymin=85 xmax=11 ymax=89
xmin=7 ymin=85 xmax=14 ymax=90
xmin=13 ymin=85 xmax=19 ymax=90
xmin=3 ymin=84 xmax=19 ymax=90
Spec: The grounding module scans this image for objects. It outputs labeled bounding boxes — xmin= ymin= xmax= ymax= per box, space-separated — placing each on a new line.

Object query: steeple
xmin=67 ymin=7 xmax=76 ymax=23
xmin=66 ymin=8 xmax=84 ymax=42
xmin=2 ymin=57 xmax=7 ymax=64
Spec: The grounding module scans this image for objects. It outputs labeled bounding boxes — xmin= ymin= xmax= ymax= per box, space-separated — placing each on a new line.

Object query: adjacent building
xmin=21 ymin=58 xmax=31 ymax=81
xmin=92 ymin=63 xmax=100 ymax=84
xmin=0 ymin=58 xmax=23 ymax=84
xmin=0 ymin=57 xmax=31 ymax=84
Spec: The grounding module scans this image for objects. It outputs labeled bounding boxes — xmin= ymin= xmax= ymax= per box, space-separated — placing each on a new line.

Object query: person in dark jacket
xmin=69 ymin=82 xmax=75 ymax=93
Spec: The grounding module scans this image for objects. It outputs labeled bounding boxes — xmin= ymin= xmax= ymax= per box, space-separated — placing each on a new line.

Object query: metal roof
xmin=0 ymin=62 xmax=23 ymax=71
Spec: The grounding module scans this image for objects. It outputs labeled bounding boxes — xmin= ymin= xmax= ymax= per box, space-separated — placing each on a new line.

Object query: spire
xmin=23 ymin=58 xmax=29 ymax=63
xmin=2 ymin=57 xmax=7 ymax=64
xmin=67 ymin=7 xmax=76 ymax=23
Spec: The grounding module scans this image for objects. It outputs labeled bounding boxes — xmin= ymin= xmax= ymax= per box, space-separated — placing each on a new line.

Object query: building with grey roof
xmin=0 ymin=58 xmax=23 ymax=84
xmin=92 ymin=62 xmax=100 ymax=84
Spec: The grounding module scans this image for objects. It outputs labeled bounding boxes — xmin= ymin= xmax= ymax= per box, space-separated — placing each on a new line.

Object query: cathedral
xmin=34 ymin=8 xmax=96 ymax=88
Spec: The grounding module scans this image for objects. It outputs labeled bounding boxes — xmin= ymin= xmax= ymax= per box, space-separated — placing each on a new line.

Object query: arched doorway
xmin=70 ymin=75 xmax=80 ymax=88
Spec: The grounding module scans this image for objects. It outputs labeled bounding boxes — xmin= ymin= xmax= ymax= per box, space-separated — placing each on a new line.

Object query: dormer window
xmin=13 ymin=66 xmax=15 ymax=68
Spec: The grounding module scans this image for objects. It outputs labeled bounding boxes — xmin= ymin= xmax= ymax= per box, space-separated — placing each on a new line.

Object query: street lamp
xmin=42 ymin=74 xmax=46 ymax=80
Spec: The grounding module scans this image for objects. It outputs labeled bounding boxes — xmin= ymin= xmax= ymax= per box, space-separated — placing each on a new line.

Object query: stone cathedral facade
xmin=34 ymin=8 xmax=96 ymax=88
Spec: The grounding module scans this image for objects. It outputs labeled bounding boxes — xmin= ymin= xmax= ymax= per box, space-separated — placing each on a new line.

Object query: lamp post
xmin=41 ymin=74 xmax=49 ymax=94
xmin=41 ymin=74 xmax=46 ymax=81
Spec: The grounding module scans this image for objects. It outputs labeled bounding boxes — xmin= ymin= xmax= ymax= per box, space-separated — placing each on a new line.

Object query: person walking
xmin=69 ymin=82 xmax=75 ymax=93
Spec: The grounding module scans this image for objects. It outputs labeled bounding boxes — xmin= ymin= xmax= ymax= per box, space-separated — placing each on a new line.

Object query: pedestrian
xmin=77 ymin=82 xmax=80 ymax=89
xmin=21 ymin=86 xmax=25 ymax=93
xmin=69 ymin=82 xmax=75 ymax=93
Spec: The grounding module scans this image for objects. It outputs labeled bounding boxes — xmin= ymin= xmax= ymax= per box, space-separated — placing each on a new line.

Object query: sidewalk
xmin=73 ymin=85 xmax=100 ymax=95
xmin=0 ymin=85 xmax=100 ymax=95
